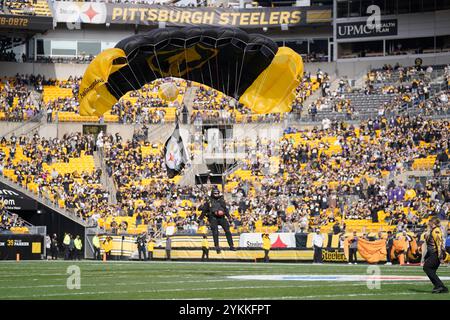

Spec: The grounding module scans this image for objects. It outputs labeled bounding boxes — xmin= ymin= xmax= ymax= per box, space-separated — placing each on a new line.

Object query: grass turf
xmin=0 ymin=260 xmax=449 ymax=300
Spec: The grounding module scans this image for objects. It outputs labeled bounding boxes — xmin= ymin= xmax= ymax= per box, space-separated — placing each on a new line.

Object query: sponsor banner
xmin=0 ymin=181 xmax=37 ymax=211
xmin=239 ymin=233 xmax=296 ymax=248
xmin=321 ymin=248 xmax=348 ymax=262
xmin=0 ymin=13 xmax=53 ymax=30
xmin=96 ymin=234 xmax=368 ymax=262
xmin=53 ymin=2 xmax=331 ymax=28
xmin=99 ymin=235 xmax=240 ymax=256
xmin=151 ymin=248 xmax=314 ymax=261
xmin=0 ymin=234 xmax=44 ymax=260
xmin=54 ymin=2 xmax=107 ymax=24
xmin=336 ymin=19 xmax=398 ymax=39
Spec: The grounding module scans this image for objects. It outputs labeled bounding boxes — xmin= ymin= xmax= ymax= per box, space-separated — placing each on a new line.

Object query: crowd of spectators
xmin=0 ymin=132 xmax=108 ymax=222
xmin=0 ymin=113 xmax=448 ymax=234
xmin=0 ymin=75 xmax=42 ymax=121
xmin=4 ymin=0 xmax=37 ymax=15
xmin=51 ymin=0 xmax=232 ymax=8
xmin=308 ymin=64 xmax=449 ymax=121
xmin=36 ymin=55 xmax=95 ymax=64
xmin=222 ymin=115 xmax=449 ymax=233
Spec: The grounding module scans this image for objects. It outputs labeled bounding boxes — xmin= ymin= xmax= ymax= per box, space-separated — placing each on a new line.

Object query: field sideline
xmin=0 ymin=261 xmax=449 ymax=300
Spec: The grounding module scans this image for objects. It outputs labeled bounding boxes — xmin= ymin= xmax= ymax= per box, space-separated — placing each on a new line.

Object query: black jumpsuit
xmin=199 ymin=197 xmax=235 ymax=251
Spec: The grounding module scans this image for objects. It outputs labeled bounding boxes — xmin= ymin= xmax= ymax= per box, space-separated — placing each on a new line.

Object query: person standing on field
xmin=74 ymin=235 xmax=83 ymax=260
xmin=423 ymin=217 xmax=448 ymax=293
xmin=63 ymin=233 xmax=71 ymax=260
xmin=312 ymin=229 xmax=324 ymax=264
xmin=92 ymin=234 xmax=101 ymax=260
xmin=348 ymin=231 xmax=358 ymax=264
xmin=147 ymin=237 xmax=155 ymax=261
xmin=262 ymin=233 xmax=271 ymax=263
xmin=201 ymin=235 xmax=209 ymax=261
xmin=51 ymin=234 xmax=58 ymax=260
xmin=166 ymin=236 xmax=172 ymax=261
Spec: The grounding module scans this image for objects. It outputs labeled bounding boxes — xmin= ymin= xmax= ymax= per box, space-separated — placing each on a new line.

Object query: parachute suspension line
xmin=233 ymin=59 xmax=239 ymax=100
xmin=234 ymin=44 xmax=247 ymax=101
xmin=212 ymin=41 xmax=221 ymax=95
xmin=175 ymin=59 xmax=183 ymax=82
xmin=226 ymin=60 xmax=231 ymax=101
xmin=183 ymin=41 xmax=190 ymax=82
xmin=145 ymin=52 xmax=161 ymax=86
xmin=104 ymin=79 xmax=123 ymax=102
xmin=126 ymin=54 xmax=146 ymax=94
xmin=206 ymin=54 xmax=214 ymax=95
xmin=199 ymin=53 xmax=206 ymax=92
xmin=129 ymin=53 xmax=151 ymax=92
xmin=152 ymin=46 xmax=166 ymax=81
xmin=116 ymin=68 xmax=140 ymax=95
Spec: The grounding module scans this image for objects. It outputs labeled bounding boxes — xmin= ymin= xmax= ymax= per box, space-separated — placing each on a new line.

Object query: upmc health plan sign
xmin=336 ymin=19 xmax=398 ymax=39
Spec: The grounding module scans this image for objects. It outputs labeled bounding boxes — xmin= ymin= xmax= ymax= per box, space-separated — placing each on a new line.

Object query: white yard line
xmin=0 ymin=280 xmax=427 ymax=291
xmin=0 ymin=282 xmax=431 ymax=299
xmin=238 ymin=292 xmax=427 ymax=300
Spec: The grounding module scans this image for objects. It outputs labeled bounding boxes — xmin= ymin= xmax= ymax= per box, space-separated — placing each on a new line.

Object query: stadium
xmin=0 ymin=0 xmax=449 ymax=304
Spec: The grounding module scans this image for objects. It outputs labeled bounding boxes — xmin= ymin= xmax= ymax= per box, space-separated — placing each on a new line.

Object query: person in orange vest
xmin=262 ymin=233 xmax=271 ymax=263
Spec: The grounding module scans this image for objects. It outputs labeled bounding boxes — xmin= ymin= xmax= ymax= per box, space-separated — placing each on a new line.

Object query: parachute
xmin=79 ymin=26 xmax=303 ymax=117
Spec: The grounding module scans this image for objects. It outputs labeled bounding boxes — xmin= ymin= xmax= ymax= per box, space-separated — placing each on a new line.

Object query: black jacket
xmin=199 ymin=197 xmax=231 ymax=220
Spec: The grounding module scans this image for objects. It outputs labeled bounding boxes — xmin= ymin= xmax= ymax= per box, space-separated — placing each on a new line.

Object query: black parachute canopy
xmin=106 ymin=26 xmax=278 ymax=101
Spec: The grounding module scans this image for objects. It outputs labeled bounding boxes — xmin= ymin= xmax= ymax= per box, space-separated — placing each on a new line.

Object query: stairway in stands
xmin=181 ymin=85 xmax=199 ymax=121
xmin=94 ymin=150 xmax=117 ymax=205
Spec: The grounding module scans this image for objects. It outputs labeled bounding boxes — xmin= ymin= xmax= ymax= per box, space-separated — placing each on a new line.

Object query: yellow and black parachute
xmin=79 ymin=26 xmax=303 ymax=116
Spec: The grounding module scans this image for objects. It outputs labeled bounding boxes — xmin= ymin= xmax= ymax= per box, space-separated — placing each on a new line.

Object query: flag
xmin=163 ymin=123 xmax=187 ymax=179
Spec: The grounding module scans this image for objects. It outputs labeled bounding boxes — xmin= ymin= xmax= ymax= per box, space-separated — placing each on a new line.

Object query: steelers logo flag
xmin=164 ymin=123 xmax=187 ymax=179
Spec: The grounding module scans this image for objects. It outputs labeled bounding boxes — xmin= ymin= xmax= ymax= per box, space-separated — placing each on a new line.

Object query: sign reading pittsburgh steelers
xmin=53 ymin=2 xmax=331 ymax=28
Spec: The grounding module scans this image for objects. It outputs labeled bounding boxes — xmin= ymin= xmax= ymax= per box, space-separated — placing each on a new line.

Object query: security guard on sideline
xmin=92 ymin=234 xmax=101 ymax=260
xmin=199 ymin=188 xmax=236 ymax=254
xmin=201 ymin=235 xmax=209 ymax=261
xmin=423 ymin=217 xmax=448 ymax=293
xmin=63 ymin=233 xmax=71 ymax=260
xmin=136 ymin=233 xmax=147 ymax=261
xmin=74 ymin=235 xmax=83 ymax=260
xmin=262 ymin=233 xmax=271 ymax=263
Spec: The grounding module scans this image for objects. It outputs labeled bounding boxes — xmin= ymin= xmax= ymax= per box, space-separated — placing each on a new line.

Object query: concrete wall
xmin=0 ymin=60 xmax=338 ymax=79
xmin=336 ymin=52 xmax=450 ymax=78
xmin=0 ymin=61 xmax=88 ymax=79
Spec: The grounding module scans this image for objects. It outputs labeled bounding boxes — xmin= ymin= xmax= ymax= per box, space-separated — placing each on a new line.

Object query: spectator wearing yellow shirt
xmin=262 ymin=233 xmax=271 ymax=263
xmin=74 ymin=235 xmax=83 ymax=260
xmin=102 ymin=236 xmax=113 ymax=260
xmin=201 ymin=235 xmax=209 ymax=261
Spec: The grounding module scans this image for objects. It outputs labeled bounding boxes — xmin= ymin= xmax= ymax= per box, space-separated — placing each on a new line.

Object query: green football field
xmin=0 ymin=260 xmax=449 ymax=300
